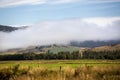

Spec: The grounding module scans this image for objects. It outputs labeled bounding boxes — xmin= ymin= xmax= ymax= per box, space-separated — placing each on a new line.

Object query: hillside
xmin=78 ymin=44 xmax=120 ymax=59
xmin=0 ymin=45 xmax=81 ymax=54
xmin=91 ymin=44 xmax=120 ymax=52
xmin=0 ymin=25 xmax=27 ymax=32
xmin=42 ymin=45 xmax=80 ymax=53
xmin=0 ymin=44 xmax=120 ymax=60
xmin=70 ymin=40 xmax=120 ymax=48
xmin=1 ymin=43 xmax=120 ymax=55
xmin=0 ymin=25 xmax=18 ymax=32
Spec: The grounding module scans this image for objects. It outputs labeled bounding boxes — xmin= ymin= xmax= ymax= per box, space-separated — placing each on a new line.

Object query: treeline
xmin=83 ymin=50 xmax=120 ymax=60
xmin=0 ymin=50 xmax=120 ymax=60
xmin=0 ymin=51 xmax=81 ymax=60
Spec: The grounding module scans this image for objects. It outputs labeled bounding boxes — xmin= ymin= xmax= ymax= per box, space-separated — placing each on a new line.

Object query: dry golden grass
xmin=0 ymin=64 xmax=120 ymax=80
xmin=92 ymin=44 xmax=120 ymax=52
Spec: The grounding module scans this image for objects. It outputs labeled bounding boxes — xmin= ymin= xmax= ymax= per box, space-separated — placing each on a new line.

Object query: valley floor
xmin=0 ymin=60 xmax=120 ymax=80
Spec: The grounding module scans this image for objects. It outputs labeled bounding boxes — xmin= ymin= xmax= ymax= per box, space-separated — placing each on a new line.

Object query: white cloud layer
xmin=0 ymin=0 xmax=120 ymax=8
xmin=0 ymin=0 xmax=78 ymax=8
xmin=0 ymin=17 xmax=120 ymax=51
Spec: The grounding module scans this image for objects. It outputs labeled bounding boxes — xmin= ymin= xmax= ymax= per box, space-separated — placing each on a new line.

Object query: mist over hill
xmin=70 ymin=40 xmax=120 ymax=48
xmin=0 ymin=25 xmax=27 ymax=32
xmin=0 ymin=18 xmax=120 ymax=51
xmin=0 ymin=25 xmax=18 ymax=32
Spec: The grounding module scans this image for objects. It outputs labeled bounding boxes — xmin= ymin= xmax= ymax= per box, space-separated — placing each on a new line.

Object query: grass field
xmin=0 ymin=60 xmax=120 ymax=69
xmin=0 ymin=60 xmax=120 ymax=80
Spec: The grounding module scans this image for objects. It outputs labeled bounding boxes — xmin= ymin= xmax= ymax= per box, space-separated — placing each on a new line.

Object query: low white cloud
xmin=82 ymin=17 xmax=120 ymax=28
xmin=0 ymin=0 xmax=46 ymax=8
xmin=0 ymin=17 xmax=120 ymax=51
xmin=0 ymin=0 xmax=120 ymax=8
xmin=0 ymin=0 xmax=78 ymax=8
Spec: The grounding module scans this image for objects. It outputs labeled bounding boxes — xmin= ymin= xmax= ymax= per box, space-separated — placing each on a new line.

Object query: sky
xmin=0 ymin=0 xmax=120 ymax=25
xmin=0 ymin=0 xmax=120 ymax=51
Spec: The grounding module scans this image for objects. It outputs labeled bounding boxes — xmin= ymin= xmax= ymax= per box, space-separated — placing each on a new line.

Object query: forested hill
xmin=70 ymin=40 xmax=120 ymax=48
xmin=0 ymin=44 xmax=120 ymax=60
xmin=0 ymin=25 xmax=27 ymax=32
xmin=82 ymin=44 xmax=120 ymax=59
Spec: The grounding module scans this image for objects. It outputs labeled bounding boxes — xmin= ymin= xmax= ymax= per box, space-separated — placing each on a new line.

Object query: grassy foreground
xmin=0 ymin=60 xmax=120 ymax=80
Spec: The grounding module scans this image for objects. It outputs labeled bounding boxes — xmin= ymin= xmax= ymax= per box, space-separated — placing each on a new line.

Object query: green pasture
xmin=0 ymin=60 xmax=120 ymax=69
xmin=43 ymin=46 xmax=80 ymax=53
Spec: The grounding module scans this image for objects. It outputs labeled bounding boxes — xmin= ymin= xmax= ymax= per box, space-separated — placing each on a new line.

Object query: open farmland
xmin=0 ymin=60 xmax=120 ymax=80
xmin=0 ymin=60 xmax=120 ymax=69
xmin=43 ymin=46 xmax=80 ymax=53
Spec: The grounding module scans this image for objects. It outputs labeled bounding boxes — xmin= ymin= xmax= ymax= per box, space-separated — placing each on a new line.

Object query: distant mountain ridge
xmin=70 ymin=40 xmax=120 ymax=48
xmin=0 ymin=25 xmax=27 ymax=32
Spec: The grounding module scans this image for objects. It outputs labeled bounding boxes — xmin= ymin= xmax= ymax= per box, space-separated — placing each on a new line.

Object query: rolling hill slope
xmin=91 ymin=44 xmax=120 ymax=52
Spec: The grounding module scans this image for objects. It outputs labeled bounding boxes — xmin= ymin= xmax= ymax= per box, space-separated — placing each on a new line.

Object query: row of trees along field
xmin=0 ymin=50 xmax=120 ymax=60
xmin=83 ymin=50 xmax=120 ymax=59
